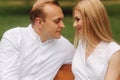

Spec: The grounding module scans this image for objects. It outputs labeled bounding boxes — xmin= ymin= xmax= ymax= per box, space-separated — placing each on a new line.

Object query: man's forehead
xmin=43 ymin=4 xmax=63 ymax=18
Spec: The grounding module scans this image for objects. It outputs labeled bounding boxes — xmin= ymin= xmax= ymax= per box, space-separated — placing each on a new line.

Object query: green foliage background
xmin=0 ymin=0 xmax=120 ymax=43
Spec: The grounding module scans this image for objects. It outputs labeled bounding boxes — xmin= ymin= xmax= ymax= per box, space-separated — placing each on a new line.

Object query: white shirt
xmin=0 ymin=24 xmax=75 ymax=80
xmin=72 ymin=40 xmax=120 ymax=80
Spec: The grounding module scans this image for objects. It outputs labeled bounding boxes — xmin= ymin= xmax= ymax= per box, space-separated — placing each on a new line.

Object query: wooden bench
xmin=54 ymin=64 xmax=74 ymax=80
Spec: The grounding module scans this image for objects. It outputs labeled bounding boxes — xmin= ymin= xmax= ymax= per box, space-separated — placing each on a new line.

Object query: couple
xmin=0 ymin=0 xmax=120 ymax=80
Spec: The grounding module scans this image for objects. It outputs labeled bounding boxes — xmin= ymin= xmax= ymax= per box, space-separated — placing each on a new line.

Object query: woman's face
xmin=73 ymin=10 xmax=83 ymax=33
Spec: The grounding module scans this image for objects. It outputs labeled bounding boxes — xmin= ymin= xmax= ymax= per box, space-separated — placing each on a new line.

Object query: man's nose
xmin=59 ymin=21 xmax=65 ymax=28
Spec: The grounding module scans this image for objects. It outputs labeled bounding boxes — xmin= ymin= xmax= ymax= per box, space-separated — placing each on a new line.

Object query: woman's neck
xmin=85 ymin=37 xmax=101 ymax=59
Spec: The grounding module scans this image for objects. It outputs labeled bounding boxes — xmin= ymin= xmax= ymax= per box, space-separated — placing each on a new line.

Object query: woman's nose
xmin=73 ymin=21 xmax=77 ymax=28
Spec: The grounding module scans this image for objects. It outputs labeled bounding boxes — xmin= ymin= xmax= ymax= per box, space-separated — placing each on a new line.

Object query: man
xmin=0 ymin=0 xmax=75 ymax=80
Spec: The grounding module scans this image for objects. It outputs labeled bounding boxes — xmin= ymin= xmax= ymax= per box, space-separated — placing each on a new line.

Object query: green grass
xmin=62 ymin=16 xmax=75 ymax=43
xmin=105 ymin=4 xmax=120 ymax=43
xmin=110 ymin=16 xmax=120 ymax=43
xmin=0 ymin=15 xmax=30 ymax=38
xmin=0 ymin=14 xmax=75 ymax=43
xmin=0 ymin=14 xmax=119 ymax=44
xmin=0 ymin=1 xmax=120 ymax=44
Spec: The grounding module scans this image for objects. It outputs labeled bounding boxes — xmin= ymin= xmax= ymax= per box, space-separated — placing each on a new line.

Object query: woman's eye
xmin=74 ymin=17 xmax=80 ymax=22
xmin=76 ymin=18 xmax=80 ymax=21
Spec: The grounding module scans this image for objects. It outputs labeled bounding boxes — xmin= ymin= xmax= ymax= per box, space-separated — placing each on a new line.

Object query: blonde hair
xmin=30 ymin=0 xmax=60 ymax=24
xmin=73 ymin=0 xmax=114 ymax=47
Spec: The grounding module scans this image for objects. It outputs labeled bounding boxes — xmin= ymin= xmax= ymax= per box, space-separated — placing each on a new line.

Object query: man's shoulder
xmin=5 ymin=27 xmax=26 ymax=34
xmin=56 ymin=36 xmax=75 ymax=49
xmin=2 ymin=27 xmax=27 ymax=41
xmin=58 ymin=36 xmax=73 ymax=45
xmin=3 ymin=26 xmax=28 ymax=36
xmin=59 ymin=36 xmax=70 ymax=42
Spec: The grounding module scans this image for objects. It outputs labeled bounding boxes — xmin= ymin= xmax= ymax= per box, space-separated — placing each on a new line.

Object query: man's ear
xmin=35 ymin=17 xmax=41 ymax=24
xmin=35 ymin=17 xmax=43 ymax=29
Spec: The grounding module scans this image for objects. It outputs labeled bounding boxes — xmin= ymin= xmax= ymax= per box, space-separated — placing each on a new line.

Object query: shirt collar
xmin=27 ymin=24 xmax=57 ymax=44
xmin=27 ymin=24 xmax=41 ymax=41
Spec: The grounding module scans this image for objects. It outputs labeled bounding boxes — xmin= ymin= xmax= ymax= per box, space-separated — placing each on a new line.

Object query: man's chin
xmin=56 ymin=35 xmax=61 ymax=39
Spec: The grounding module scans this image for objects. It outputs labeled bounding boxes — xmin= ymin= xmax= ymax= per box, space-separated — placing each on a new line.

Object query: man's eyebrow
xmin=54 ymin=17 xmax=63 ymax=21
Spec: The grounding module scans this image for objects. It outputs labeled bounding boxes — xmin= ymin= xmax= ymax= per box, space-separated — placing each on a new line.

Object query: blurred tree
xmin=22 ymin=0 xmax=35 ymax=6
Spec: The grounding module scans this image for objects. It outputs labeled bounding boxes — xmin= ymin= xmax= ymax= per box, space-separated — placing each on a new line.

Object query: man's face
xmin=41 ymin=4 xmax=64 ymax=40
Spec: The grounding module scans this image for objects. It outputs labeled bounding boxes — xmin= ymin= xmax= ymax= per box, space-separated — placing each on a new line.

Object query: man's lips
xmin=56 ymin=30 xmax=62 ymax=34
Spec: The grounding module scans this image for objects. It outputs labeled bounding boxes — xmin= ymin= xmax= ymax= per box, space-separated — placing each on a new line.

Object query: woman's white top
xmin=72 ymin=40 xmax=120 ymax=80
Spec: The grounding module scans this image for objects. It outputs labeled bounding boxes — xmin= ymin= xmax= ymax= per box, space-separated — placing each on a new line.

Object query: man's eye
xmin=55 ymin=20 xmax=60 ymax=23
xmin=54 ymin=19 xmax=61 ymax=24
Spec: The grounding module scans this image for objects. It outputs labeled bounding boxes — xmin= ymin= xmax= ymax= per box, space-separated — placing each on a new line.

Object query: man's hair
xmin=30 ymin=0 xmax=60 ymax=24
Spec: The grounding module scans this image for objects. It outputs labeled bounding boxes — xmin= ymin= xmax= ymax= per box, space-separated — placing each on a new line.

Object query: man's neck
xmin=32 ymin=25 xmax=47 ymax=42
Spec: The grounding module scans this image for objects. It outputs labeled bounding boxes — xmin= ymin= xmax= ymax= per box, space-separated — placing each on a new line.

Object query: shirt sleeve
xmin=107 ymin=42 xmax=120 ymax=61
xmin=0 ymin=30 xmax=21 ymax=80
xmin=64 ymin=40 xmax=75 ymax=64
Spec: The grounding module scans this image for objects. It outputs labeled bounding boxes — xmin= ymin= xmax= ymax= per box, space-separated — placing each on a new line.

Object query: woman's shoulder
xmin=105 ymin=41 xmax=120 ymax=60
xmin=107 ymin=42 xmax=120 ymax=50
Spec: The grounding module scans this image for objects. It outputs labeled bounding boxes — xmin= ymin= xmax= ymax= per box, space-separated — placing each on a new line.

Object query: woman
xmin=72 ymin=0 xmax=120 ymax=80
